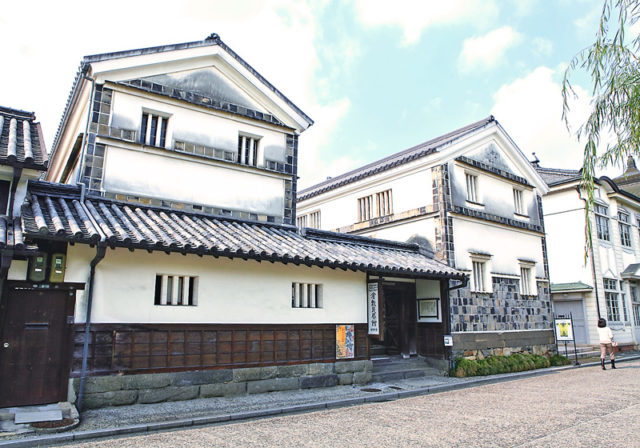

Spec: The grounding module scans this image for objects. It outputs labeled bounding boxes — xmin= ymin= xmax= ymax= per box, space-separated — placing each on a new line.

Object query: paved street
xmin=54 ymin=360 xmax=640 ymax=448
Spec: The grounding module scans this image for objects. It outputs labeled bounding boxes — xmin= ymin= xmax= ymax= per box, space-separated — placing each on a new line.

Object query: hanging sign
xmin=554 ymin=318 xmax=574 ymax=341
xmin=367 ymin=283 xmax=380 ymax=336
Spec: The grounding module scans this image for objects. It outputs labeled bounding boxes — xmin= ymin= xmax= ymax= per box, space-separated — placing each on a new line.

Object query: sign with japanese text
xmin=367 ymin=283 xmax=380 ymax=336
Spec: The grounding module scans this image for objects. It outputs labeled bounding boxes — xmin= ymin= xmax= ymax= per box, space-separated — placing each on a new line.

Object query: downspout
xmin=577 ymin=186 xmax=602 ymax=319
xmin=75 ymin=71 xmax=95 ymax=186
xmin=1 ymin=167 xmax=23 ymax=294
xmin=76 ymin=244 xmax=106 ymax=412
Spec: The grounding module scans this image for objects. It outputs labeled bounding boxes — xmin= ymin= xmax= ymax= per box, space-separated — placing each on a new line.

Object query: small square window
xmin=154 ymin=274 xmax=197 ymax=306
xmin=291 ymin=282 xmax=323 ymax=308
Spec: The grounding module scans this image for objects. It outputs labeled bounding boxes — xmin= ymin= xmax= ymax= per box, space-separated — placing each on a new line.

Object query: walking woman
xmin=597 ymin=318 xmax=616 ymax=370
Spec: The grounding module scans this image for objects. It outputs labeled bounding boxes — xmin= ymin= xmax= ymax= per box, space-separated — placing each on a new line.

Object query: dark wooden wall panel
xmin=72 ymin=323 xmax=369 ymax=377
xmin=416 ymin=322 xmax=445 ymax=358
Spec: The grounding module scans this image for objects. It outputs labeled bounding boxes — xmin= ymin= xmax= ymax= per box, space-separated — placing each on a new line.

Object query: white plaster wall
xmin=299 ymin=168 xmax=433 ymax=231
xmin=543 ymin=189 xmax=592 ymax=285
xmin=357 ymin=216 xmax=436 ymax=249
xmin=110 ymin=90 xmax=287 ymax=162
xmin=103 ymin=146 xmax=285 ymax=216
xmin=453 ymin=217 xmax=545 ymax=278
xmin=65 ymin=245 xmax=367 ymax=325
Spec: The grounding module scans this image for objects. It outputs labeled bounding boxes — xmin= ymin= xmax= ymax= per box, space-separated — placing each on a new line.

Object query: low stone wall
xmin=452 ymin=329 xmax=556 ymax=360
xmin=70 ymin=360 xmax=372 ymax=409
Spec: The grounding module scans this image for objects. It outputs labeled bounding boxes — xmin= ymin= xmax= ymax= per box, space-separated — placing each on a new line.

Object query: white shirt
xmin=597 ymin=326 xmax=613 ymax=344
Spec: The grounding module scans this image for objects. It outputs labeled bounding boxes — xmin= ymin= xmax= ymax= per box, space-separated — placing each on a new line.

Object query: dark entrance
xmin=0 ymin=285 xmax=77 ymax=407
xmin=377 ymin=282 xmax=417 ymax=357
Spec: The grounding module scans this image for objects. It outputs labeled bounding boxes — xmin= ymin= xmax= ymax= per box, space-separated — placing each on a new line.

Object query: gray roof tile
xmin=0 ymin=106 xmax=48 ymax=170
xmin=21 ymin=181 xmax=464 ymax=279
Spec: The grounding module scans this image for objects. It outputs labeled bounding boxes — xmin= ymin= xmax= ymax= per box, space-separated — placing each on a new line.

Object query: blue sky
xmin=0 ymin=0 xmax=613 ymax=188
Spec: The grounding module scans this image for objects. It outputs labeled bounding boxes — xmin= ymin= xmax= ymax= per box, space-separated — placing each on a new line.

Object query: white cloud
xmin=354 ymin=0 xmax=499 ymax=45
xmin=458 ymin=26 xmax=522 ymax=73
xmin=491 ymin=66 xmax=592 ymax=170
xmin=0 ymin=0 xmax=354 ymax=187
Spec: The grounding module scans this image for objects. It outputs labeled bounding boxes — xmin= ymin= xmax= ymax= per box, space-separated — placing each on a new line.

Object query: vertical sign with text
xmin=367 ymin=282 xmax=380 ymax=336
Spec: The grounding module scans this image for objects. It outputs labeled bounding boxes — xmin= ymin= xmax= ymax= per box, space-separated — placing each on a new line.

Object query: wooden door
xmin=382 ymin=283 xmax=417 ymax=357
xmin=0 ymin=287 xmax=75 ymax=407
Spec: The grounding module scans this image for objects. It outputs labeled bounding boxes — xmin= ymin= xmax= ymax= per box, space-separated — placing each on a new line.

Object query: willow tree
xmin=563 ymin=0 xmax=640 ymax=250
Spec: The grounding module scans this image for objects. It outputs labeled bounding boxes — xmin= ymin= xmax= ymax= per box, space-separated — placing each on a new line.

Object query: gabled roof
xmin=613 ymin=156 xmax=640 ymax=196
xmin=20 ymin=181 xmax=464 ymax=280
xmin=52 ymin=33 xmax=313 ymax=154
xmin=533 ymin=165 xmax=582 ymax=187
xmin=0 ymin=106 xmax=48 ymax=171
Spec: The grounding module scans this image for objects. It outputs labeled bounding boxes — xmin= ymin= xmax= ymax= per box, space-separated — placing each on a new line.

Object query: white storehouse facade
xmin=0 ymin=35 xmax=463 ymax=409
xmin=298 ymin=117 xmax=555 ymax=359
xmin=537 ymin=160 xmax=640 ymax=347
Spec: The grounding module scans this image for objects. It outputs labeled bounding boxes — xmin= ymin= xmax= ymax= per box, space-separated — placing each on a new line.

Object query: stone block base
xmin=72 ymin=360 xmax=373 ymax=409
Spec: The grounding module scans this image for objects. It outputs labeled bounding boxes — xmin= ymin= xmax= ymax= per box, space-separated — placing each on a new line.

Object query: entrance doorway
xmin=553 ymin=299 xmax=587 ymax=344
xmin=375 ymin=282 xmax=416 ymax=357
xmin=0 ymin=285 xmax=76 ymax=407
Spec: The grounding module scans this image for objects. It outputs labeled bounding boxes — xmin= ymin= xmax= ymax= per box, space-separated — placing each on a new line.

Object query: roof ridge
xmin=298 ymin=116 xmax=496 ymax=199
xmin=0 ymin=105 xmax=36 ymax=120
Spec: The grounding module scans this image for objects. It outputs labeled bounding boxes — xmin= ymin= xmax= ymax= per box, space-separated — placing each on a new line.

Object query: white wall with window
xmin=65 ymin=245 xmax=367 ymax=325
xmin=297 ymin=164 xmax=433 ymax=231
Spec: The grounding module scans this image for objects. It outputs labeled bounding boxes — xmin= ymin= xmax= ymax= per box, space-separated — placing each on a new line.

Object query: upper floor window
xmin=237 ymin=134 xmax=260 ymax=167
xmin=140 ymin=112 xmax=168 ymax=147
xmin=594 ymin=204 xmax=610 ymax=241
xmin=513 ymin=189 xmax=525 ymax=215
xmin=297 ymin=210 xmax=321 ymax=229
xmin=603 ymin=278 xmax=620 ymax=321
xmin=376 ymin=190 xmax=393 ymax=217
xmin=618 ymin=210 xmax=631 ymax=247
xmin=358 ymin=195 xmax=374 ymax=222
xmin=471 ymin=260 xmax=487 ymax=292
xmin=519 ymin=262 xmax=536 ymax=296
xmin=291 ymin=282 xmax=323 ymax=308
xmin=465 ymin=173 xmax=479 ymax=203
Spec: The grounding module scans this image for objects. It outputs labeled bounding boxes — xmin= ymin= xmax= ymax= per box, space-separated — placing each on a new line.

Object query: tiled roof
xmin=550 ymin=282 xmax=593 ymax=292
xmin=533 ymin=165 xmax=581 ymax=187
xmin=298 ymin=116 xmax=496 ymax=201
xmin=20 ymin=181 xmax=464 ymax=279
xmin=0 ymin=216 xmax=26 ymax=250
xmin=52 ymin=34 xmax=313 ymax=155
xmin=0 ymin=106 xmax=48 ymax=170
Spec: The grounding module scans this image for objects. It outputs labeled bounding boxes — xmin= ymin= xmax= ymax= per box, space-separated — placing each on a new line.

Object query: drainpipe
xmin=75 ymin=71 xmax=95 ymax=186
xmin=577 ymin=186 xmax=602 ymax=319
xmin=76 ymin=244 xmax=106 ymax=412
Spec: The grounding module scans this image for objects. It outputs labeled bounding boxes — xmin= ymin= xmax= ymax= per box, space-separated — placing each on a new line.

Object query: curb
xmin=2 ymin=355 xmax=638 ymax=447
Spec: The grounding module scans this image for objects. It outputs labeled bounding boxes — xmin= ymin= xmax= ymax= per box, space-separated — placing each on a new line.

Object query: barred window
xmin=618 ymin=210 xmax=631 ymax=247
xmin=594 ymin=204 xmax=610 ymax=241
xmin=472 ymin=260 xmax=486 ymax=292
xmin=376 ymin=189 xmax=393 ymax=217
xmin=297 ymin=211 xmax=321 ymax=229
xmin=140 ymin=112 xmax=168 ymax=147
xmin=296 ymin=214 xmax=307 ymax=228
xmin=520 ymin=267 xmax=532 ymax=295
xmin=357 ymin=195 xmax=374 ymax=221
xmin=237 ymin=134 xmax=260 ymax=166
xmin=291 ymin=282 xmax=323 ymax=308
xmin=603 ymin=278 xmax=620 ymax=321
xmin=154 ymin=274 xmax=197 ymax=306
xmin=513 ymin=189 xmax=525 ymax=215
xmin=466 ymin=173 xmax=479 ymax=203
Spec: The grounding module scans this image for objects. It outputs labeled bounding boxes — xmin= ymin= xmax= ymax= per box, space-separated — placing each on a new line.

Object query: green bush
xmin=549 ymin=354 xmax=571 ymax=366
xmin=450 ymin=352 xmax=560 ymax=378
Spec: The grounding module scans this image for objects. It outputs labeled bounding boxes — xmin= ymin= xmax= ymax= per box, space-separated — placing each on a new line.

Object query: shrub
xmin=451 ymin=352 xmax=560 ymax=378
xmin=549 ymin=354 xmax=571 ymax=366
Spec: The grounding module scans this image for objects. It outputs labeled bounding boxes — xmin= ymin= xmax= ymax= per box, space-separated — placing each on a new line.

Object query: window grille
xmin=376 ymin=190 xmax=393 ymax=217
xmin=296 ymin=214 xmax=307 ymax=228
xmin=154 ymin=274 xmax=197 ymax=306
xmin=466 ymin=173 xmax=478 ymax=203
xmin=513 ymin=189 xmax=524 ymax=215
xmin=309 ymin=211 xmax=321 ymax=228
xmin=140 ymin=112 xmax=168 ymax=147
xmin=357 ymin=195 xmax=374 ymax=221
xmin=472 ymin=260 xmax=486 ymax=292
xmin=291 ymin=283 xmax=323 ymax=308
xmin=520 ymin=267 xmax=532 ymax=295
xmin=594 ymin=204 xmax=610 ymax=241
xmin=237 ymin=134 xmax=260 ymax=166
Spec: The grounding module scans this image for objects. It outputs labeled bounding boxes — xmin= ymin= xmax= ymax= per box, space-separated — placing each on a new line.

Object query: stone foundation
xmin=70 ymin=360 xmax=372 ymax=409
xmin=451 ymin=329 xmax=556 ymax=360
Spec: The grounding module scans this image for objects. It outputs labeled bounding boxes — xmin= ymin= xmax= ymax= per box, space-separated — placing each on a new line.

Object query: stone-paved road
xmin=58 ymin=360 xmax=640 ymax=448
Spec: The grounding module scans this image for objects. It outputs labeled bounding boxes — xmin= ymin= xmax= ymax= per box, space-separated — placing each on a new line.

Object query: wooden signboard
xmin=367 ymin=282 xmax=381 ymax=336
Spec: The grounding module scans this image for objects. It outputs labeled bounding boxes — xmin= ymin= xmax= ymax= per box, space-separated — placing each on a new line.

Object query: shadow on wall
xmin=406 ymin=234 xmax=434 ymax=258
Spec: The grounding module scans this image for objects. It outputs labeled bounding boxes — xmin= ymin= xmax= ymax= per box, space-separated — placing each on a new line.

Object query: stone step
xmin=371 ymin=367 xmax=440 ymax=383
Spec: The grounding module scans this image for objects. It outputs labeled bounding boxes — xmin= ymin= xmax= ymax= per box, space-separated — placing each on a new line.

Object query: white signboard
xmin=367 ymin=283 xmax=380 ymax=336
xmin=555 ymin=318 xmax=574 ymax=341
xmin=443 ymin=335 xmax=453 ymax=347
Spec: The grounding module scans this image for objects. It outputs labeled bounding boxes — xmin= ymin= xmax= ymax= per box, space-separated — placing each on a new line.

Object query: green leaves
xmin=562 ymin=0 xmax=640 ymax=257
